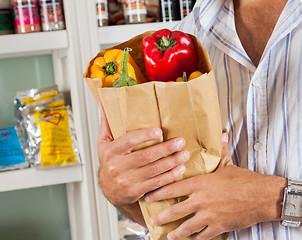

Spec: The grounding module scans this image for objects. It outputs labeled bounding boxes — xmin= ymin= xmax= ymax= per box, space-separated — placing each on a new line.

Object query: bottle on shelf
xmin=108 ymin=0 xmax=125 ymax=25
xmin=96 ymin=0 xmax=109 ymax=27
xmin=39 ymin=0 xmax=65 ymax=31
xmin=145 ymin=0 xmax=160 ymax=22
xmin=122 ymin=0 xmax=147 ymax=24
xmin=179 ymin=0 xmax=195 ymax=19
xmin=0 ymin=0 xmax=14 ymax=34
xmin=159 ymin=0 xmax=180 ymax=22
xmin=13 ymin=0 xmax=41 ymax=34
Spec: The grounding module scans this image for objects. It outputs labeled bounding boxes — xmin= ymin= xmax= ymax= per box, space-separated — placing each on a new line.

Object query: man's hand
xmin=145 ymin=133 xmax=287 ymax=240
xmin=98 ymin=102 xmax=189 ymax=207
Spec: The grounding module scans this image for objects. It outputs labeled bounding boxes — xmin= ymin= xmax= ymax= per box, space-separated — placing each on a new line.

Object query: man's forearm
xmin=117 ymin=201 xmax=147 ymax=227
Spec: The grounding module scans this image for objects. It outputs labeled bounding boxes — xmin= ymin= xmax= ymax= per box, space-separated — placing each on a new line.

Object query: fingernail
xmin=222 ymin=133 xmax=228 ymax=143
xmin=181 ymin=151 xmax=190 ymax=162
xmin=167 ymin=234 xmax=173 ymax=240
xmin=177 ymin=165 xmax=186 ymax=175
xmin=150 ymin=217 xmax=157 ymax=226
xmin=175 ymin=138 xmax=185 ymax=149
xmin=145 ymin=195 xmax=150 ymax=202
xmin=154 ymin=128 xmax=162 ymax=137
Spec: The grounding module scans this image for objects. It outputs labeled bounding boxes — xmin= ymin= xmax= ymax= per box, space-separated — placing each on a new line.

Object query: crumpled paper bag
xmin=84 ymin=31 xmax=225 ymax=240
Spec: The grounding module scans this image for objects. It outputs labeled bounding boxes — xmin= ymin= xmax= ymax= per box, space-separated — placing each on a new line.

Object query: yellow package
xmin=33 ymin=106 xmax=79 ymax=167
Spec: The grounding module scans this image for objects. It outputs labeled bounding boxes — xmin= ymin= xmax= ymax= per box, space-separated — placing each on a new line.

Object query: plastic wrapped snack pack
xmin=15 ymin=86 xmax=80 ymax=168
xmin=0 ymin=126 xmax=29 ymax=172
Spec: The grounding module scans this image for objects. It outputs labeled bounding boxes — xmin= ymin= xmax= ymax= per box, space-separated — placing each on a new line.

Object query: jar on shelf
xmin=159 ymin=0 xmax=180 ymax=22
xmin=179 ymin=0 xmax=195 ymax=19
xmin=13 ymin=0 xmax=41 ymax=34
xmin=0 ymin=0 xmax=14 ymax=34
xmin=108 ymin=0 xmax=125 ymax=25
xmin=39 ymin=0 xmax=65 ymax=31
xmin=123 ymin=0 xmax=147 ymax=24
xmin=96 ymin=0 xmax=108 ymax=27
xmin=145 ymin=0 xmax=160 ymax=22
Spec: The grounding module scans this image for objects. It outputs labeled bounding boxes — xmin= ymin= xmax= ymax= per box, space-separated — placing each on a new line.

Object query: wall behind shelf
xmin=0 ymin=55 xmax=71 ymax=240
xmin=0 ymin=184 xmax=71 ymax=240
xmin=0 ymin=55 xmax=55 ymax=128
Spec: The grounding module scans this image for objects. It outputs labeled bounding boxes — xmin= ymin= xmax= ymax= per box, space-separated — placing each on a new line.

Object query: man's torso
xmin=176 ymin=0 xmax=302 ymax=239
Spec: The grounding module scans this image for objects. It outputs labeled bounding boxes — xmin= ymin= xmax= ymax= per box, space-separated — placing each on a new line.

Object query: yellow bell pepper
xmin=90 ymin=49 xmax=137 ymax=87
xmin=176 ymin=71 xmax=203 ymax=82
xmin=188 ymin=71 xmax=203 ymax=80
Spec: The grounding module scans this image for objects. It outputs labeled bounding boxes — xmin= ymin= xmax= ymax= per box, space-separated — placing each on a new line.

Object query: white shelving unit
xmin=0 ymin=1 xmax=100 ymax=240
xmin=0 ymin=20 xmax=83 ymax=184
xmin=0 ymin=165 xmax=82 ymax=192
xmin=0 ymin=0 xmax=182 ymax=237
xmin=0 ymin=30 xmax=83 ymax=194
xmin=0 ymin=30 xmax=68 ymax=58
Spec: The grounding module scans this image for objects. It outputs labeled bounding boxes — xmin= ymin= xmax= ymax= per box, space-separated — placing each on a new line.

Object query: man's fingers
xmin=150 ymin=198 xmax=194 ymax=227
xmin=166 ymin=214 xmax=207 ymax=240
xmin=141 ymin=164 xmax=186 ymax=195
xmin=135 ymin=150 xmax=190 ymax=179
xmin=110 ymin=127 xmax=164 ymax=154
xmin=220 ymin=132 xmax=233 ymax=167
xmin=98 ymin=100 xmax=113 ymax=144
xmin=129 ymin=137 xmax=186 ymax=168
xmin=193 ymin=225 xmax=223 ymax=240
xmin=145 ymin=176 xmax=194 ymax=202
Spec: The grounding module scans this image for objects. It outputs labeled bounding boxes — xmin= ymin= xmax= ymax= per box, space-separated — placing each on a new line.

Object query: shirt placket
xmin=246 ymin=68 xmax=269 ymax=173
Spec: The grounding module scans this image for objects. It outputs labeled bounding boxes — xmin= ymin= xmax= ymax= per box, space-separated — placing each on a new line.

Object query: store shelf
xmin=0 ymin=164 xmax=83 ymax=192
xmin=0 ymin=30 xmax=68 ymax=58
xmin=98 ymin=21 xmax=180 ymax=46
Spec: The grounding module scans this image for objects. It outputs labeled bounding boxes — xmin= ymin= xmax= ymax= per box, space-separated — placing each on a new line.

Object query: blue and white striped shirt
xmin=176 ymin=0 xmax=302 ymax=239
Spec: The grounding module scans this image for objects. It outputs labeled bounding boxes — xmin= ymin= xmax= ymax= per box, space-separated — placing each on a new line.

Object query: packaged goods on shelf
xmin=96 ymin=0 xmax=109 ymax=26
xmin=0 ymin=0 xmax=14 ymax=34
xmin=0 ymin=126 xmax=30 ymax=172
xmin=123 ymin=0 xmax=147 ymax=24
xmin=145 ymin=0 xmax=160 ymax=22
xmin=15 ymin=85 xmax=80 ymax=168
xmin=39 ymin=0 xmax=65 ymax=31
xmin=159 ymin=0 xmax=194 ymax=22
xmin=159 ymin=0 xmax=179 ymax=22
xmin=179 ymin=0 xmax=195 ymax=19
xmin=13 ymin=0 xmax=41 ymax=34
xmin=108 ymin=0 xmax=125 ymax=25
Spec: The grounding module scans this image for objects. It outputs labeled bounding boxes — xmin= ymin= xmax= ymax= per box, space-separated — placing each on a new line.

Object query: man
xmin=97 ymin=0 xmax=302 ymax=239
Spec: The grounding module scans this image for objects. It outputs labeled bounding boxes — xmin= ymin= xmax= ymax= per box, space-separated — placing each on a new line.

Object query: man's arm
xmin=117 ymin=202 xmax=146 ymax=227
xmin=145 ymin=136 xmax=288 ymax=240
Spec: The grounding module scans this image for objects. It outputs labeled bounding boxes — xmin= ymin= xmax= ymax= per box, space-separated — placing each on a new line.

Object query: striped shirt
xmin=175 ymin=0 xmax=302 ymax=239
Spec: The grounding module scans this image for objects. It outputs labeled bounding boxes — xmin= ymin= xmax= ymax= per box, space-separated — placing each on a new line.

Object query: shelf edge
xmin=0 ymin=164 xmax=83 ymax=193
xmin=0 ymin=30 xmax=69 ymax=58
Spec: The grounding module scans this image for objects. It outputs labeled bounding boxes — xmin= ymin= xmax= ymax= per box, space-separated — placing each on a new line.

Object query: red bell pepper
xmin=142 ymin=29 xmax=198 ymax=82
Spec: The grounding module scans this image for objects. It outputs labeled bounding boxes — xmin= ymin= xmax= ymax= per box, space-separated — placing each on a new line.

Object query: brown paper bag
xmin=84 ymin=31 xmax=225 ymax=240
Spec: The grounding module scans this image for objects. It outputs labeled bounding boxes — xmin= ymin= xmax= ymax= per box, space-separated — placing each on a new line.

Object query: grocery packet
xmin=15 ymin=86 xmax=80 ymax=168
xmin=0 ymin=126 xmax=29 ymax=171
xmin=84 ymin=31 xmax=224 ymax=240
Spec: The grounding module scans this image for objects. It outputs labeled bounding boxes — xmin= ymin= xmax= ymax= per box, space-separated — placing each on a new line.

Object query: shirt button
xmin=254 ymin=141 xmax=262 ymax=151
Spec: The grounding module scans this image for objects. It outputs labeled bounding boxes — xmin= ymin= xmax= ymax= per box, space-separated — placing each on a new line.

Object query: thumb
xmin=219 ymin=132 xmax=234 ymax=167
xmin=98 ymin=100 xmax=113 ymax=144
